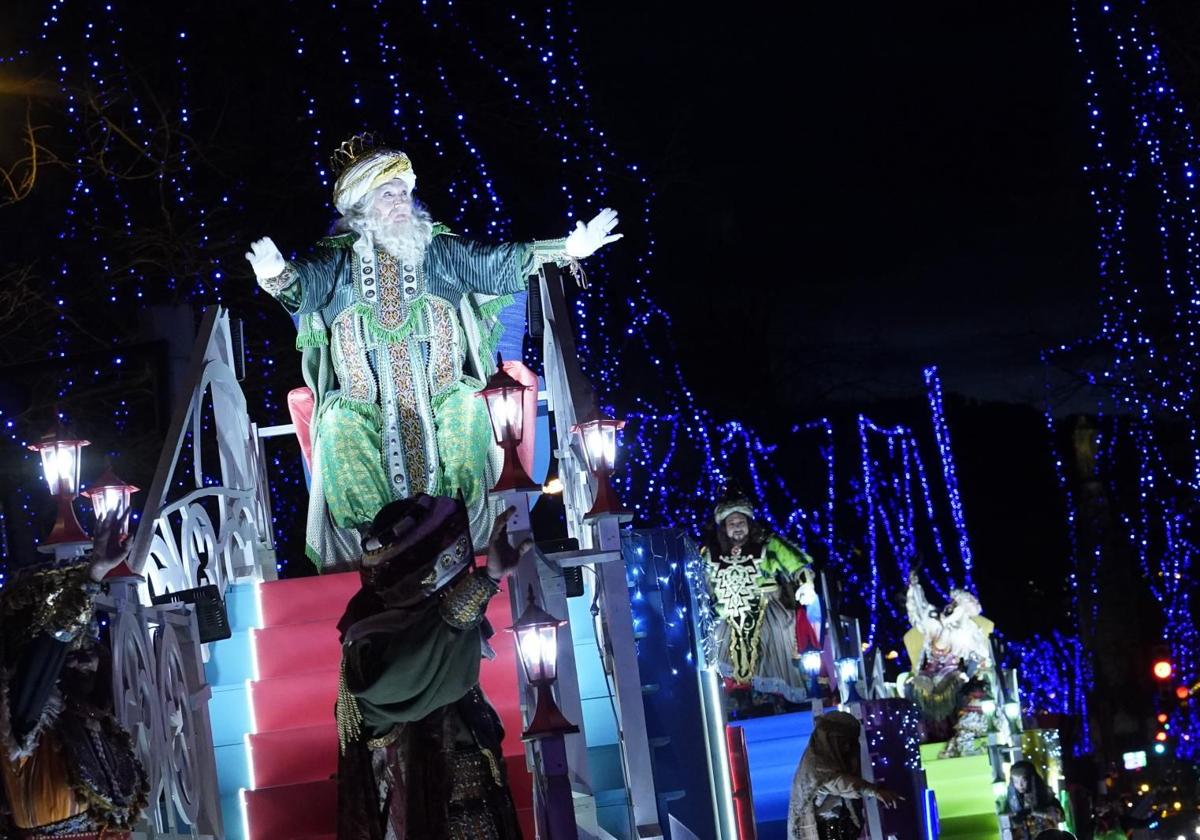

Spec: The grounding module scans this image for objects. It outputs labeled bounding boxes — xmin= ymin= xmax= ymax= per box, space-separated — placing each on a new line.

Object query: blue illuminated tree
xmin=1035 ymin=0 xmax=1200 ymax=759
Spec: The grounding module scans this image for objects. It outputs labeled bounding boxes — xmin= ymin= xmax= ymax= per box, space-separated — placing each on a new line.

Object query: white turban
xmin=333 ymin=149 xmax=416 ymax=215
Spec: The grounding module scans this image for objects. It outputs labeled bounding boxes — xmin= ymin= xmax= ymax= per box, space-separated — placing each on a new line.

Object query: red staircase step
xmin=258 ymin=572 xmax=360 ymax=627
xmin=248 ymin=723 xmax=337 ymax=789
xmin=249 ymin=671 xmax=337 ymax=733
xmin=252 ymin=620 xmax=342 ymax=680
xmin=242 ymin=778 xmax=336 ymax=840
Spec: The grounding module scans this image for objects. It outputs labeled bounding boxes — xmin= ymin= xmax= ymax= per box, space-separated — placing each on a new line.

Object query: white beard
xmin=354 ymin=201 xmax=434 ymax=264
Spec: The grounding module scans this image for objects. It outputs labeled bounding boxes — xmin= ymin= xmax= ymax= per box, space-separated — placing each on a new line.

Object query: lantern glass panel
xmin=582 ymin=423 xmax=617 ymax=472
xmin=58 ymin=443 xmax=80 ymax=496
xmin=836 ymin=657 xmax=858 ymax=683
xmin=801 ymin=649 xmax=823 ymax=676
xmin=515 ymin=622 xmax=559 ymax=684
xmin=485 ymin=389 xmax=524 ymax=445
xmin=93 ymin=486 xmax=127 ymax=521
xmin=38 ymin=447 xmax=60 ymax=496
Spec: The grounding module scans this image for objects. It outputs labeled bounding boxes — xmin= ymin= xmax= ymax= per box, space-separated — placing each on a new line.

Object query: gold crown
xmin=330 ymin=132 xmax=381 ymax=176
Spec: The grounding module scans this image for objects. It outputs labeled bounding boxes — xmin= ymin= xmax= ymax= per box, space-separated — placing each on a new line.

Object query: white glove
xmin=565 ymin=207 xmax=622 ymax=259
xmin=245 ymin=236 xmax=286 ymax=280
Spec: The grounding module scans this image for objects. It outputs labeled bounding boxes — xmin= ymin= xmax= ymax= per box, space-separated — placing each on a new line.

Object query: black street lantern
xmin=509 ymin=586 xmax=580 ymax=740
xmin=476 ymin=357 xmax=538 ymax=493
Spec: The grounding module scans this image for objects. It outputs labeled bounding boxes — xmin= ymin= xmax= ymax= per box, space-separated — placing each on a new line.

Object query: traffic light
xmin=1152 ymin=658 xmax=1173 ymax=681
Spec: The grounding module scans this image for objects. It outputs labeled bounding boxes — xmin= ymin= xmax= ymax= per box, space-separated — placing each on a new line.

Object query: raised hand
xmin=245 ymin=236 xmax=285 ymax=280
xmin=565 ymin=207 xmax=622 ymax=259
xmin=485 ymin=506 xmax=522 ymax=581
xmin=89 ymin=510 xmax=132 ymax=582
xmin=873 ymin=787 xmax=904 ymax=809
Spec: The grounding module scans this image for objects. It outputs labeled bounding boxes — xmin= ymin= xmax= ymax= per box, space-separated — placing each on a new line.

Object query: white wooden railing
xmin=128 ymin=306 xmax=276 ymax=600
xmin=101 ymin=579 xmax=223 ymax=839
xmin=115 ymin=305 xmax=276 ymax=838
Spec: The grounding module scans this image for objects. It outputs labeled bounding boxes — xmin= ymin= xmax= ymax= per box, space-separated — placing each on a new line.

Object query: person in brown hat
xmin=787 ymin=710 xmax=901 ymax=840
xmin=334 ymin=495 xmax=527 ymax=839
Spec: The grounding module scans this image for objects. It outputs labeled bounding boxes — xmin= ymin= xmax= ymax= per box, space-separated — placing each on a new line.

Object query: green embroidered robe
xmin=259 ymin=229 xmax=566 ymax=567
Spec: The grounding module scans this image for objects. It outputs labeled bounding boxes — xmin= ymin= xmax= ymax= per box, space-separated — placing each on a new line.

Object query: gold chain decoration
xmin=335 ymin=658 xmax=364 ymax=754
xmin=439 ymin=571 xmax=499 ymax=630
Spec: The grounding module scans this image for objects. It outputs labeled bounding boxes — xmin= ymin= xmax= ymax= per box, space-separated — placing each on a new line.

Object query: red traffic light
xmin=1176 ymin=686 xmax=1190 ymax=700
xmin=1157 ymin=713 xmax=1169 ymax=724
xmin=1153 ymin=659 xmax=1174 ymax=681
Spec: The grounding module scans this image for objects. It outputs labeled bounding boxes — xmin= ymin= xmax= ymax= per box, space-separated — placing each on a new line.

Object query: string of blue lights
xmin=1041 ymin=0 xmax=1200 ymax=758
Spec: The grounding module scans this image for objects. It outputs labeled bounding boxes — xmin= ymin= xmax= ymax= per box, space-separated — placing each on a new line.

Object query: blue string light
xmin=1050 ymin=0 xmax=1200 ymax=757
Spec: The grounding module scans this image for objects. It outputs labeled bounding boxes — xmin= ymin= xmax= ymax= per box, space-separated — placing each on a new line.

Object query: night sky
xmin=579 ymin=3 xmax=1098 ymax=411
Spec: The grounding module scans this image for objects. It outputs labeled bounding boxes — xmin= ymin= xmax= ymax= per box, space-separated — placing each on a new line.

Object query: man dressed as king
xmin=246 ymin=135 xmax=620 ymax=567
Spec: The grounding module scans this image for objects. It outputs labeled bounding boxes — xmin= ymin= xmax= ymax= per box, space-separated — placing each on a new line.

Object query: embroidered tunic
xmin=703 ymin=534 xmax=814 ymax=701
xmin=260 ymin=230 xmax=567 ymax=564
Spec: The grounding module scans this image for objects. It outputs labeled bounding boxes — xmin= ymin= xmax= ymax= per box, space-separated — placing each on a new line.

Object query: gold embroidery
xmin=366 ymin=725 xmax=403 ymax=751
xmin=387 ymin=342 xmax=429 ymax=493
xmin=331 ymin=312 xmax=376 ymax=403
xmin=257 ymin=264 xmax=299 ymax=296
xmin=427 ymin=296 xmax=460 ymax=395
xmin=439 ymin=571 xmax=498 ymax=630
xmin=376 ymin=250 xmax=405 ymax=330
xmin=709 ymin=558 xmax=767 ymax=682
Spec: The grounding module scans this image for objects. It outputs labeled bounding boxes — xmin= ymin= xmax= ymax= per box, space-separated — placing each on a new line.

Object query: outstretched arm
xmin=246 ymin=236 xmax=342 ymax=315
xmin=906 ymin=571 xmax=936 ymax=632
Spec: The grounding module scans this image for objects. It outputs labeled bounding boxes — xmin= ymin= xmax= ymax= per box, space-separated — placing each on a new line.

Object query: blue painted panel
xmin=581 ymin=696 xmax=619 ymax=745
xmin=745 ymin=735 xmax=809 ymax=773
xmin=574 ymin=642 xmax=611 ymax=700
xmin=566 ymin=590 xmax=609 ymax=708
xmin=588 ymin=744 xmax=626 ymax=794
xmin=210 ymin=683 xmax=252 ymax=747
xmin=757 ymin=818 xmax=788 ymax=840
xmin=532 ymin=397 xmax=550 ymax=485
xmin=220 ymin=792 xmax=246 ymax=840
xmin=204 ymin=629 xmax=256 ymax=688
xmin=737 ymin=710 xmax=814 ymax=742
xmin=215 ymin=741 xmax=250 ymax=794
xmin=597 ymin=803 xmax=631 ymax=840
xmin=566 ymin=583 xmax=599 ymax=639
xmin=493 ymin=291 xmax=527 ymax=363
xmin=751 ymin=769 xmax=796 ymax=824
xmin=734 ymin=713 xmax=814 ymax=827
xmin=224 ymin=582 xmax=261 ymax=630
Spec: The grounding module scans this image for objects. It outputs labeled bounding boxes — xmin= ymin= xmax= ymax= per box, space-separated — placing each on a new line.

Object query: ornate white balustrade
xmin=100 ymin=581 xmax=223 ymax=838
xmin=129 ymin=306 xmax=276 ymax=602
xmin=112 ymin=304 xmax=275 ymax=838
